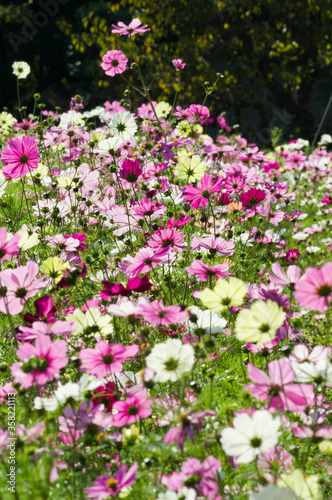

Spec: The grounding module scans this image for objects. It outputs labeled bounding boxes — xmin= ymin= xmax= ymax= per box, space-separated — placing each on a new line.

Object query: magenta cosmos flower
xmin=1 ymin=135 xmax=40 ymax=179
xmin=239 ymin=187 xmax=266 ymax=208
xmin=85 ymin=462 xmax=138 ymax=499
xmin=172 ymin=59 xmax=186 ymax=71
xmin=183 ymin=173 xmax=224 ymax=209
xmin=118 ymin=158 xmax=143 ymax=183
xmin=112 ymin=389 xmax=152 ymax=427
xmin=112 ymin=18 xmax=150 ymax=36
xmin=101 ymin=50 xmax=128 ymax=77
xmin=294 ymin=262 xmax=332 ymax=311
xmin=79 ymin=341 xmax=139 ymax=377
xmin=10 ymin=335 xmax=68 ymax=389
xmin=139 ymin=299 xmax=189 ymax=326
xmin=100 ymin=275 xmax=152 ymax=299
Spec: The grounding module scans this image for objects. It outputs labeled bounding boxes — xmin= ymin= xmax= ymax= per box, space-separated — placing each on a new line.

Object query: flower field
xmin=0 ymin=18 xmax=332 ymax=500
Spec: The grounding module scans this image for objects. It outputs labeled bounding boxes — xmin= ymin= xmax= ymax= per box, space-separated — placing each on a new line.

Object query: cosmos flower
xmin=200 ymin=277 xmax=247 ymax=312
xmin=79 ymin=341 xmax=139 ymax=377
xmin=1 ymin=135 xmax=40 ymax=179
xmin=112 ymin=18 xmax=150 ymax=36
xmin=12 ymin=61 xmax=30 ymax=79
xmin=101 ymin=50 xmax=128 ymax=77
xmin=109 ymin=111 xmax=137 ymax=141
xmin=172 ymin=59 xmax=186 ymax=71
xmin=220 ymin=410 xmax=281 ymax=463
xmin=176 ymin=156 xmax=206 ymax=183
xmin=85 ymin=462 xmax=138 ymax=499
xmin=146 ymin=339 xmax=195 ymax=382
xmin=294 ymin=262 xmax=332 ymax=311
xmin=235 ymin=300 xmax=286 ymax=344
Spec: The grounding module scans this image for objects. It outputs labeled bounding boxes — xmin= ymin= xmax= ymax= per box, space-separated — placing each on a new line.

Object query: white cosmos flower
xmin=155 ymin=101 xmax=172 ymax=118
xmin=291 ymin=359 xmax=332 ymax=386
xmin=12 ymin=61 xmax=31 ymax=79
xmin=34 ymin=374 xmax=105 ymax=411
xmin=292 ymin=232 xmax=309 ymax=241
xmin=250 ymin=485 xmax=299 ymax=500
xmin=59 ymin=110 xmax=85 ymax=128
xmin=146 ymin=338 xmax=195 ymax=382
xmin=186 ymin=305 xmax=227 ymax=337
xmin=109 ymin=111 xmax=137 ymax=141
xmin=66 ymin=307 xmax=113 ymax=340
xmin=220 ymin=410 xmax=281 ymax=463
xmin=157 ymin=488 xmax=197 ymax=500
xmin=98 ymin=136 xmax=124 ymax=154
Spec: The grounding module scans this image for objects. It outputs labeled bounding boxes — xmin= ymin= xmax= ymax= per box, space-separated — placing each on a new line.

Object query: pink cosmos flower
xmin=163 ymin=410 xmax=216 ymax=452
xmin=121 ymin=246 xmax=173 ymax=277
xmin=245 ymin=359 xmax=314 ymax=413
xmin=184 ymin=104 xmax=210 ymax=123
xmin=13 ymin=118 xmax=38 ymax=132
xmin=85 ymin=462 xmax=138 ymax=499
xmin=0 ymin=382 xmax=17 ymax=402
xmin=1 ymin=135 xmax=40 ymax=179
xmin=148 ymin=228 xmax=185 ymax=250
xmin=185 ymin=260 xmax=231 ymax=282
xmin=183 ymin=174 xmax=224 ymax=209
xmin=139 ymin=299 xmax=189 ymax=326
xmin=112 ymin=389 xmax=152 ymax=427
xmin=268 ymin=263 xmax=301 ymax=290
xmin=17 ymin=320 xmax=76 ymax=342
xmin=0 ymin=227 xmax=20 ymax=260
xmin=246 ymin=338 xmax=278 ymax=354
xmin=0 ymin=261 xmax=47 ymax=315
xmin=10 ymin=335 xmax=68 ymax=389
xmin=172 ymin=59 xmax=186 ymax=71
xmin=162 ymin=456 xmax=222 ymax=500
xmin=289 ymin=344 xmax=331 ymax=365
xmin=131 ymin=198 xmax=165 ymax=220
xmin=192 ymin=236 xmax=235 ymax=256
xmin=257 ymin=446 xmax=293 ymax=483
xmin=222 ymin=174 xmax=246 ymax=193
xmin=79 ymin=341 xmax=139 ymax=377
xmin=101 ymin=50 xmax=128 ymax=77
xmin=112 ymin=18 xmax=150 ymax=36
xmin=294 ymin=262 xmax=332 ymax=311
xmin=100 ymin=275 xmax=152 ymax=299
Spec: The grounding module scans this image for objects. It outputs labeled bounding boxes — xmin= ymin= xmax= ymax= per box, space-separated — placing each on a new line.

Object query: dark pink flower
xmin=285 ymin=248 xmax=300 ymax=262
xmin=121 ymin=246 xmax=172 ymax=277
xmin=172 ymin=59 xmax=186 ymax=71
xmin=112 ymin=389 xmax=152 ymax=427
xmin=79 ymin=341 xmax=139 ymax=377
xmin=85 ymin=462 xmax=138 ymax=499
xmin=10 ymin=335 xmax=67 ymax=388
xmin=23 ymin=295 xmax=57 ymax=324
xmin=240 ymin=188 xmax=266 ymax=208
xmin=101 ymin=50 xmax=128 ymax=77
xmin=112 ymin=18 xmax=150 ymax=36
xmin=1 ymin=136 xmax=40 ymax=179
xmin=100 ymin=275 xmax=152 ymax=299
xmin=294 ymin=262 xmax=332 ymax=311
xmin=118 ymin=158 xmax=142 ymax=183
xmin=13 ymin=118 xmax=38 ymax=132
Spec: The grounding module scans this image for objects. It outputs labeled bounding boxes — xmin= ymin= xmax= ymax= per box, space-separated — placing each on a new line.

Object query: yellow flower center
xmin=107 ymin=478 xmax=118 ymax=491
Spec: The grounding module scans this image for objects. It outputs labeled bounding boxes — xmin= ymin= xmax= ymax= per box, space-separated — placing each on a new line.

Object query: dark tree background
xmin=1 ymin=0 xmax=332 ymax=144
